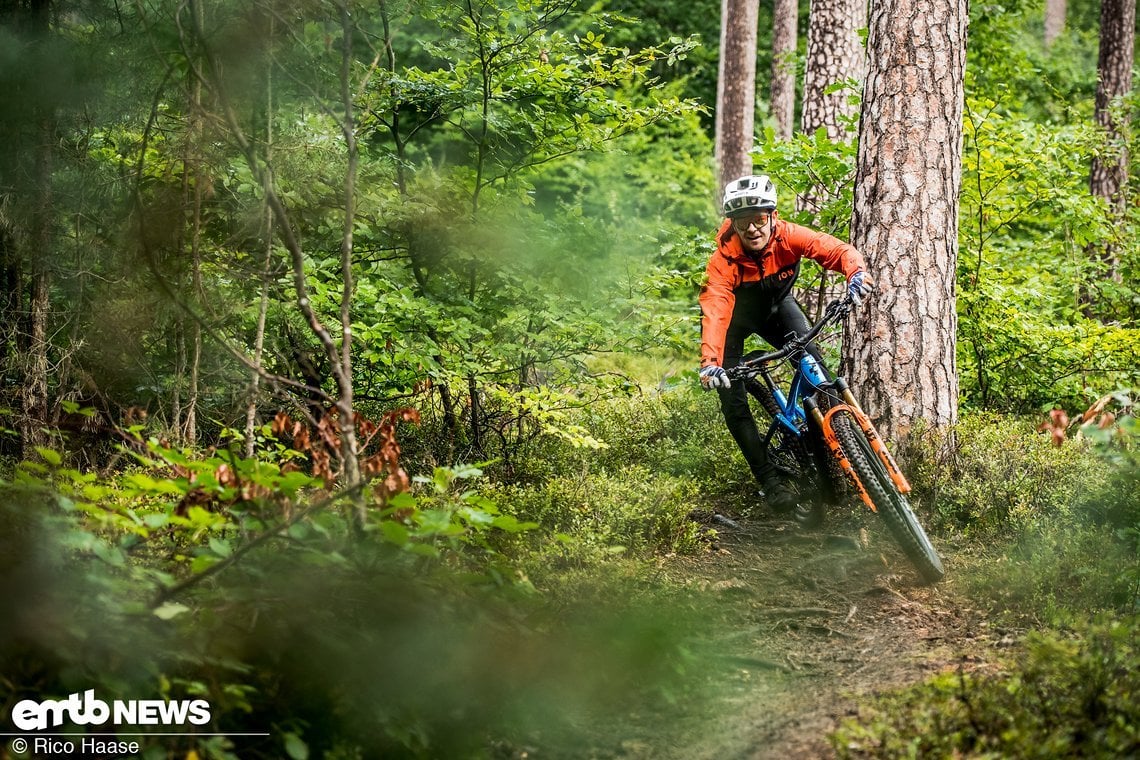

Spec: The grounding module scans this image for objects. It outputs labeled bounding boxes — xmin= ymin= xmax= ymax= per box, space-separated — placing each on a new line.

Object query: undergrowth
xmin=830 ymin=398 xmax=1140 ymax=757
xmin=832 ymin=618 xmax=1140 ymax=759
xmin=3 ymin=382 xmax=1138 ymax=758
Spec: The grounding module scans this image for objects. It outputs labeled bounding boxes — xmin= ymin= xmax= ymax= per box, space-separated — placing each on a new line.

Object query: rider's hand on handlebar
xmin=699 ymin=365 xmax=731 ymax=391
xmin=847 ymin=271 xmax=874 ymax=307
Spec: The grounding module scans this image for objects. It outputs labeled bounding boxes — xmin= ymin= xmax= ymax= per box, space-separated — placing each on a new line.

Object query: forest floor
xmin=585 ymin=508 xmax=1017 ymax=759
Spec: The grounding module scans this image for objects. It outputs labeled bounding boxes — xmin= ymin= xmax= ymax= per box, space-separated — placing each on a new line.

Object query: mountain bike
xmin=725 ymin=298 xmax=945 ymax=584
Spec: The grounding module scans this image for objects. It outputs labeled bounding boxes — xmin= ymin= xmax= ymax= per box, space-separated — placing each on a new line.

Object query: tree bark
xmin=797 ymin=0 xmax=866 ymax=233
xmin=770 ymin=0 xmax=798 ymax=142
xmin=1043 ymin=0 xmax=1065 ymax=48
xmin=1082 ymin=0 xmax=1135 ymax=311
xmin=20 ymin=0 xmax=55 ymax=456
xmin=846 ymin=0 xmax=966 ymax=440
xmin=715 ymin=0 xmax=760 ymax=193
xmin=801 ymin=0 xmax=865 ymax=141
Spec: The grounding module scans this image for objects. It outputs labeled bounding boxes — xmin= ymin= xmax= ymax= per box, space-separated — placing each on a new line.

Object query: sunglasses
xmin=730 ymin=211 xmax=774 ymax=231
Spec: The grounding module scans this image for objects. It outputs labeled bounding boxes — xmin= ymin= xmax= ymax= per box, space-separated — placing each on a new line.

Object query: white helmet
xmin=722 ymin=174 xmax=777 ymax=217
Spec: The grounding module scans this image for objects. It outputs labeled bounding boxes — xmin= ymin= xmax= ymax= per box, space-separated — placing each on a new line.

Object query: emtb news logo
xmin=11 ymin=690 xmax=211 ymax=731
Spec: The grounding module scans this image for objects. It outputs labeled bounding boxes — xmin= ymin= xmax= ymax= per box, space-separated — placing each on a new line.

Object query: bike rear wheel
xmin=832 ymin=414 xmax=945 ymax=583
xmin=765 ymin=425 xmax=820 ymax=523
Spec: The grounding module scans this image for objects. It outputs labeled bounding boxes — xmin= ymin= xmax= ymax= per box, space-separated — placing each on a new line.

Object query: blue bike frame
xmin=767 ymin=354 xmax=831 ymax=437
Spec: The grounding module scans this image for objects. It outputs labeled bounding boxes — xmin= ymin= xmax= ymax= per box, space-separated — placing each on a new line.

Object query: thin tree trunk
xmin=846 ymin=0 xmax=966 ymax=440
xmin=172 ymin=315 xmax=184 ymax=437
xmin=182 ymin=3 xmax=206 ymax=446
xmin=1081 ymin=0 xmax=1134 ymax=315
xmin=0 ymin=207 xmax=18 ymax=391
xmin=1044 ymin=0 xmax=1065 ymax=48
xmin=770 ymin=0 xmax=798 ymax=141
xmin=18 ymin=0 xmax=54 ymax=457
xmin=246 ymin=23 xmax=275 ymax=459
xmin=23 ymin=265 xmax=50 ymax=454
xmin=715 ymin=0 xmax=760 ymax=193
xmin=185 ymin=0 xmax=361 ymax=510
xmin=185 ymin=250 xmax=202 ymax=444
xmin=245 ymin=231 xmax=272 ymax=458
xmin=335 ymin=3 xmax=365 ymax=528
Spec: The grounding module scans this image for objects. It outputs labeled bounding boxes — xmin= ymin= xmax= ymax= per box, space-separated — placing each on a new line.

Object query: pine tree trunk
xmin=1082 ymin=0 xmax=1135 ymax=313
xmin=716 ymin=0 xmax=760 ymax=192
xmin=770 ymin=0 xmax=798 ymax=142
xmin=1044 ymin=0 xmax=1065 ymax=47
xmin=845 ymin=0 xmax=966 ymax=440
xmin=797 ymin=0 xmax=866 ymax=293
xmin=246 ymin=33 xmax=275 ymax=460
xmin=801 ymin=0 xmax=865 ymax=141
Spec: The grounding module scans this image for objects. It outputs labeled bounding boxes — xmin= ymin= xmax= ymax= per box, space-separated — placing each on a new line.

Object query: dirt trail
xmin=650 ymin=510 xmax=1006 ymax=759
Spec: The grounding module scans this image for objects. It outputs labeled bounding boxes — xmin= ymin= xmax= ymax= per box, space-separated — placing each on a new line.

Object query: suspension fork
xmin=804 ymin=382 xmax=912 ymax=496
xmin=804 ymin=396 xmax=877 ymax=512
xmin=830 ymin=379 xmax=911 ymax=494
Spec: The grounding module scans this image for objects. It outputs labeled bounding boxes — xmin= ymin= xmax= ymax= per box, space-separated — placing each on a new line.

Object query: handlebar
xmin=725 ymin=297 xmax=853 ymax=380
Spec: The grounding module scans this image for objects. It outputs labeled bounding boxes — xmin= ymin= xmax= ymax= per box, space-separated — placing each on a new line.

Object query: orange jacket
xmin=699 ymin=218 xmax=865 ymax=368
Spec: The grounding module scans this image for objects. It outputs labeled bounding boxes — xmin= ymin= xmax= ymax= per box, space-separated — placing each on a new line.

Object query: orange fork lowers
xmin=805 ymin=400 xmax=911 ymax=514
xmin=832 ymin=386 xmax=911 ymax=494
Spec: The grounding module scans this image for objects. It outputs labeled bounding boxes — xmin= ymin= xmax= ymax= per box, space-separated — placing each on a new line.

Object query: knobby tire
xmin=832 ymin=414 xmax=945 ymax=583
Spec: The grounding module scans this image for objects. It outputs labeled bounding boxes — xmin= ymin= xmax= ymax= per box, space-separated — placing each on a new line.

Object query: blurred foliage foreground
xmin=1 ymin=389 xmax=1138 ymax=758
xmin=0 ymin=399 xmax=719 ymax=759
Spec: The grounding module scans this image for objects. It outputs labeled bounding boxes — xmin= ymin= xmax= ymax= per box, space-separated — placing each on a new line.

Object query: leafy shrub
xmin=900 ymin=412 xmax=1103 ymax=535
xmin=0 ymin=454 xmax=704 ymax=759
xmin=497 ymin=385 xmax=761 ymax=504
xmin=963 ymin=525 xmax=1138 ymax=626
xmin=831 ymin=618 xmax=1140 ymax=759
xmin=1075 ymin=409 xmax=1140 ymax=533
xmin=486 ymin=464 xmax=709 ymax=566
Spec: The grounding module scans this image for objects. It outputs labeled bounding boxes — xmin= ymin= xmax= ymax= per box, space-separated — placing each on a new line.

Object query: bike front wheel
xmin=832 ymin=414 xmax=945 ymax=583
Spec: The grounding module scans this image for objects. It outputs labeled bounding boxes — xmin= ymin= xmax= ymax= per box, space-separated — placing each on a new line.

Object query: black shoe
xmin=793 ymin=500 xmax=825 ymax=529
xmin=760 ymin=476 xmax=798 ymax=514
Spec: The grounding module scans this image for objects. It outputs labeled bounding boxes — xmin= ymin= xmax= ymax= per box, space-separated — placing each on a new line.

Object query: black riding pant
xmin=715 ymin=292 xmax=826 ymax=484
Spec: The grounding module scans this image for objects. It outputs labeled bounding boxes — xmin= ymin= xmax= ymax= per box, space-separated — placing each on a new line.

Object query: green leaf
xmin=35 ymin=447 xmax=62 ymax=466
xmin=190 ymin=554 xmax=220 ymax=574
xmin=284 ymin=733 xmax=309 ymax=760
xmin=379 ymin=520 xmax=409 ymax=546
xmin=152 ymin=603 xmax=191 ymax=621
xmin=143 ymin=513 xmax=170 ymax=529
xmin=209 ymin=537 xmax=232 ymax=558
xmin=491 ymin=515 xmax=539 ymax=533
xmin=93 ymin=541 xmax=126 ymax=567
xmin=387 ymin=491 xmax=417 ymax=509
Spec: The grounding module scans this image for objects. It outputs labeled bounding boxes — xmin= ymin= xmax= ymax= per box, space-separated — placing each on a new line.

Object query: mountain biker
xmin=698 ymin=174 xmax=873 ymax=513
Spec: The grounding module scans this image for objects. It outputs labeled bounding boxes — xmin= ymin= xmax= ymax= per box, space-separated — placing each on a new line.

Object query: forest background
xmin=0 ymin=0 xmax=1138 ymax=757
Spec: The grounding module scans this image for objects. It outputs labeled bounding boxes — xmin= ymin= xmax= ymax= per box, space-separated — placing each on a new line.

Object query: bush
xmin=901 ymin=412 xmax=1104 ymax=535
xmin=487 ymin=464 xmax=709 ymax=566
xmin=832 ymin=618 xmax=1140 ymax=759
xmin=0 ymin=462 xmax=706 ymax=759
xmin=962 ymin=524 xmax=1138 ymax=626
xmin=495 ymin=385 xmax=763 ymax=505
